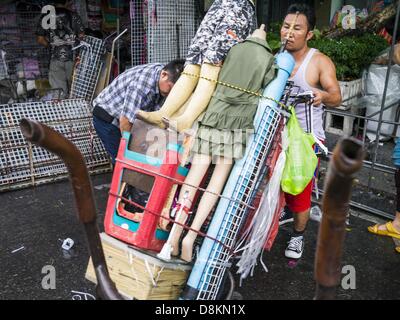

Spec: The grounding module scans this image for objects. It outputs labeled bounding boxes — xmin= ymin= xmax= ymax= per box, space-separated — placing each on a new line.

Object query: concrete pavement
xmin=0 ymin=173 xmax=399 ymax=300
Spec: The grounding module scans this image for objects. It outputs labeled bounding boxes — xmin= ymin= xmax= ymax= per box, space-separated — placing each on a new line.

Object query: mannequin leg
xmin=165 ymin=63 xmax=221 ymax=133
xmin=180 ymin=157 xmax=233 ymax=262
xmin=136 ymin=64 xmax=200 ymax=127
xmin=167 ymin=154 xmax=212 ymax=256
xmin=170 ymin=95 xmax=192 ymax=119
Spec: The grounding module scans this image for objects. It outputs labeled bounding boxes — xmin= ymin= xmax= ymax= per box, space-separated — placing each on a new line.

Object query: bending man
xmin=92 ymin=59 xmax=185 ymax=163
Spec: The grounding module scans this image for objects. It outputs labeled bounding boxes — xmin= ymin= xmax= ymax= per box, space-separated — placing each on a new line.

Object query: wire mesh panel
xmin=0 ymin=99 xmax=110 ymax=192
xmin=70 ymin=36 xmax=105 ymax=103
xmin=147 ymin=0 xmax=198 ymax=63
xmin=176 ymin=0 xmax=201 ymax=59
xmin=131 ymin=0 xmax=199 ymax=66
xmin=131 ymin=0 xmax=147 ymax=66
xmin=0 ymin=8 xmax=50 ymax=81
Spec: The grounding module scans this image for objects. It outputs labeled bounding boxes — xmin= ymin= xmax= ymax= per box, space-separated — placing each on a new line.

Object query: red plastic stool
xmin=104 ymin=127 xmax=189 ymax=252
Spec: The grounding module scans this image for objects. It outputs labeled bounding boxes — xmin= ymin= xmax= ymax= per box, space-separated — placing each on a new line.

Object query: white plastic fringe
xmin=234 ymin=128 xmax=289 ymax=283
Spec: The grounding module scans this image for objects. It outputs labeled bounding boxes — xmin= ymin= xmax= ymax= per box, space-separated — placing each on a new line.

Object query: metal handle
xmin=314 ymin=138 xmax=365 ymax=300
xmin=20 ymin=119 xmax=124 ymax=300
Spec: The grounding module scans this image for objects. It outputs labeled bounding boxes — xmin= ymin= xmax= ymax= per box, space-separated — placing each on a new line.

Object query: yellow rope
xmin=181 ymin=71 xmax=293 ymax=112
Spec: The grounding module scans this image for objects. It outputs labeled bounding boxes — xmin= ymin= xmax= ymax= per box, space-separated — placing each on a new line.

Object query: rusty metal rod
xmin=314 ymin=138 xmax=365 ymax=300
xmin=19 ymin=119 xmax=123 ymax=300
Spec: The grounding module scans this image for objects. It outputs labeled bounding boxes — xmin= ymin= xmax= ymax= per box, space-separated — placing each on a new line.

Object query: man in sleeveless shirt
xmin=280 ymin=4 xmax=342 ymax=260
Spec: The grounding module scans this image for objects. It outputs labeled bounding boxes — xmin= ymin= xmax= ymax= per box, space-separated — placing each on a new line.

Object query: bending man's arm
xmin=313 ymin=54 xmax=342 ymax=108
xmin=119 ymin=116 xmax=132 ymax=134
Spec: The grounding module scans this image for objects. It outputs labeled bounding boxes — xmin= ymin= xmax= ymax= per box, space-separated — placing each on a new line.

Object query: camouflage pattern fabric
xmin=186 ymin=0 xmax=256 ymax=65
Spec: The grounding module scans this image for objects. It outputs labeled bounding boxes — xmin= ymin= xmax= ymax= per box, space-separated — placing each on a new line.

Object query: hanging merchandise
xmin=21 ymin=58 xmax=41 ymax=80
xmin=281 ymin=107 xmax=318 ymax=196
xmin=1 ymin=5 xmax=51 ymax=81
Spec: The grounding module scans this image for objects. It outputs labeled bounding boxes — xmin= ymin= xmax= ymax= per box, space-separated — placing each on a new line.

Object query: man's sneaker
xmin=285 ymin=235 xmax=304 ymax=259
xmin=279 ymin=207 xmax=294 ymax=226
xmin=310 ymin=206 xmax=323 ymax=222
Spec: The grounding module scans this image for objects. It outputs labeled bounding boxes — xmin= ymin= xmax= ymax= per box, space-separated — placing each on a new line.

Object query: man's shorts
xmin=186 ymin=0 xmax=256 ymax=66
xmin=285 ymin=179 xmax=314 ymax=213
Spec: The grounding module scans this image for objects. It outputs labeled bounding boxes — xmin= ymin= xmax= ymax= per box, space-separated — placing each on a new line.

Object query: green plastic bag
xmin=281 ymin=108 xmax=318 ymax=196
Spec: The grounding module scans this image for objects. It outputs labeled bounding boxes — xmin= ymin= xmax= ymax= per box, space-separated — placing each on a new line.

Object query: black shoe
xmin=279 ymin=207 xmax=294 ymax=226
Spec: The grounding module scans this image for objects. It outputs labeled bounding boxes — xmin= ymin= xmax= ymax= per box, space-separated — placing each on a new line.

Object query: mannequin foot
xmin=171 ymin=244 xmax=180 ymax=257
xmin=180 ymin=234 xmax=196 ymax=262
xmin=169 ymin=232 xmax=182 ymax=257
xmin=162 ymin=116 xmax=193 ymax=134
xmin=136 ymin=110 xmax=166 ymax=128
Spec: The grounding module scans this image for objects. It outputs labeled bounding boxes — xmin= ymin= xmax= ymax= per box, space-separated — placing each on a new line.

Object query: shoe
xmin=279 ymin=207 xmax=294 ymax=226
xmin=310 ymin=206 xmax=322 ymax=223
xmin=345 ymin=213 xmax=351 ymax=227
xmin=396 ymin=246 xmax=400 ymax=254
xmin=285 ymin=235 xmax=304 ymax=259
xmin=368 ymin=222 xmax=400 ymax=240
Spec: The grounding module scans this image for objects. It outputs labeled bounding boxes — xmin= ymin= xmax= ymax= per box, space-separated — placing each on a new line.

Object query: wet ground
xmin=1 ymin=170 xmax=399 ymax=300
xmin=236 ymin=214 xmax=400 ymax=300
xmin=321 ymin=132 xmax=397 ymax=216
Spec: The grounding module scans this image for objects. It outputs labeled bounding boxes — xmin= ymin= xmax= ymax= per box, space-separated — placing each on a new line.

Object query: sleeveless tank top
xmin=289 ymin=48 xmax=325 ymax=141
